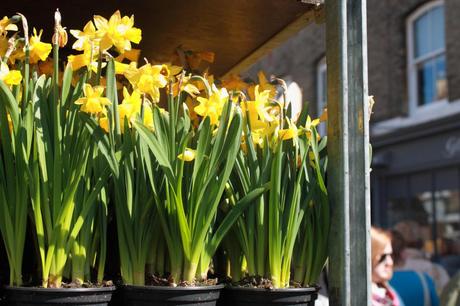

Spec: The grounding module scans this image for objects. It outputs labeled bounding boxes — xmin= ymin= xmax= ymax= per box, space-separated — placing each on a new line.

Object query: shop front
xmin=372 ymin=113 xmax=460 ymax=275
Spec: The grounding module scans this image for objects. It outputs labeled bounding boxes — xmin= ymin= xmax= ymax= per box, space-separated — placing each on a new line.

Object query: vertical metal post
xmin=326 ymin=0 xmax=370 ymax=305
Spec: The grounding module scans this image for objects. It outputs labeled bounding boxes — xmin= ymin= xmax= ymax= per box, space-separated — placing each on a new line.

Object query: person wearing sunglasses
xmin=371 ymin=227 xmax=405 ymax=306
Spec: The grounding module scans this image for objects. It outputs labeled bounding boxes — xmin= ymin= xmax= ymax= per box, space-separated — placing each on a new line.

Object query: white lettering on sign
xmin=445 ymin=136 xmax=460 ymax=158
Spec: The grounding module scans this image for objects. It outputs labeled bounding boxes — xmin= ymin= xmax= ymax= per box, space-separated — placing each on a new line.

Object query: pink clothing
xmin=372 ymin=283 xmax=401 ymax=306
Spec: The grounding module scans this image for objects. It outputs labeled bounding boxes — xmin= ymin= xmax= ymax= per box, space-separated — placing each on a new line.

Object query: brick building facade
xmin=245 ymin=0 xmax=460 ymax=271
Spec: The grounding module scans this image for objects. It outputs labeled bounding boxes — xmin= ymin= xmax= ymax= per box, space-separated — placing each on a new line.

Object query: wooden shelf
xmin=4 ymin=0 xmax=322 ymax=77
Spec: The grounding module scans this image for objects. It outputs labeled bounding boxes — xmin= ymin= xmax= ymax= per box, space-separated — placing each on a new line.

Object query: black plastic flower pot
xmin=3 ymin=286 xmax=116 ymax=306
xmin=218 ymin=286 xmax=318 ymax=306
xmin=122 ymin=284 xmax=224 ymax=306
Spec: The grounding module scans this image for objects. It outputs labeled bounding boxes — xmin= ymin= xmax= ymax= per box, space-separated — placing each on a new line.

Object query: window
xmin=316 ymin=57 xmax=327 ymax=136
xmin=407 ymin=0 xmax=447 ymax=112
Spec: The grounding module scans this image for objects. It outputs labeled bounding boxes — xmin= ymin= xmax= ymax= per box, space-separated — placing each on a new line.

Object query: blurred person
xmin=371 ymin=227 xmax=404 ymax=306
xmin=439 ymin=238 xmax=460 ymax=277
xmin=394 ymin=220 xmax=450 ymax=293
xmin=389 ymin=230 xmax=439 ymax=306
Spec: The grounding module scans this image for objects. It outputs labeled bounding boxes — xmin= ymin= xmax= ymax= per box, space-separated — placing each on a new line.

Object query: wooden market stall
xmin=3 ymin=0 xmax=371 ymax=304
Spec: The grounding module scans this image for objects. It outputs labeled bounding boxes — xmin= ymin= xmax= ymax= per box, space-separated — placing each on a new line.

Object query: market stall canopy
xmin=3 ymin=0 xmax=323 ymax=77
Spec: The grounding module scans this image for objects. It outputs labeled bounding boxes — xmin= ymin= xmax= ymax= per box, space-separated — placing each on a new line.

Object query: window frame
xmin=407 ymin=0 xmax=447 ymax=115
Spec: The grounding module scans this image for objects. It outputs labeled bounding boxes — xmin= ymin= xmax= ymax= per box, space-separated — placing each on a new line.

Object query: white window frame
xmin=407 ymin=0 xmax=447 ymax=116
xmin=316 ymin=57 xmax=327 ymax=136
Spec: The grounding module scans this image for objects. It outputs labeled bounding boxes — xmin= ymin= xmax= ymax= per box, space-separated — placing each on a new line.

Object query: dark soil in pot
xmin=218 ymin=286 xmax=318 ymax=306
xmin=3 ymin=286 xmax=116 ymax=306
xmin=122 ymin=284 xmax=224 ymax=306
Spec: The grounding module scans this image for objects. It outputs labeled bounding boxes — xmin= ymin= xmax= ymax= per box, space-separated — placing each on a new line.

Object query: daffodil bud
xmin=16 ymin=13 xmax=28 ymax=47
xmin=53 ymin=9 xmax=68 ymax=48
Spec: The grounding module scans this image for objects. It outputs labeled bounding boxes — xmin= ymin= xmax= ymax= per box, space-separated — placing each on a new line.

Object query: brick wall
xmin=244 ymin=23 xmax=325 ymax=116
xmin=244 ymin=0 xmax=460 ymax=123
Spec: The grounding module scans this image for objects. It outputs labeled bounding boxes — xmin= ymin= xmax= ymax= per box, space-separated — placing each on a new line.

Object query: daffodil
xmin=75 ymin=84 xmax=111 ymax=114
xmin=99 ymin=116 xmax=109 ymax=133
xmin=0 ymin=36 xmax=7 ymax=58
xmin=121 ymin=87 xmax=142 ymax=114
xmin=194 ymin=85 xmax=228 ymax=125
xmin=177 ymin=148 xmax=196 ymax=162
xmin=93 ymin=10 xmax=142 ymax=54
xmin=221 ymin=74 xmax=248 ymax=91
xmin=118 ymin=103 xmax=134 ymax=131
xmin=248 ymin=71 xmax=276 ymax=101
xmin=29 ymin=28 xmax=52 ymax=64
xmin=8 ymin=42 xmax=25 ymax=64
xmin=242 ymin=85 xmax=274 ymax=128
xmin=278 ymin=118 xmax=300 ymax=141
xmin=171 ymin=75 xmax=200 ymax=97
xmin=303 ymin=115 xmax=320 ymax=139
xmin=67 ymin=47 xmax=105 ymax=72
xmin=143 ymin=106 xmax=154 ymax=130
xmin=114 ymin=48 xmax=141 ymax=63
xmin=0 ymin=16 xmax=18 ymax=36
xmin=124 ymin=63 xmax=169 ymax=102
xmin=0 ymin=62 xmax=22 ymax=85
xmin=70 ymin=21 xmax=97 ymax=51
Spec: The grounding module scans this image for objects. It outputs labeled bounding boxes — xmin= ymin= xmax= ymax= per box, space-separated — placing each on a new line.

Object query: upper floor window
xmin=407 ymin=0 xmax=447 ymax=112
xmin=317 ymin=57 xmax=327 ymax=136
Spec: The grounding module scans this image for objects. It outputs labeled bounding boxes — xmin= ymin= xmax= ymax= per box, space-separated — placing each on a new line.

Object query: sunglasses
xmin=377 ymin=253 xmax=392 ymax=265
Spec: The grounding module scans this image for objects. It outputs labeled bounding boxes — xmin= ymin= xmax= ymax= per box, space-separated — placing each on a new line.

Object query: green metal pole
xmin=326 ymin=0 xmax=371 ymax=305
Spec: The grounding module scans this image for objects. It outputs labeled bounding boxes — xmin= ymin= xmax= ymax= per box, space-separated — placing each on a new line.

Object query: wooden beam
xmin=326 ymin=0 xmax=370 ymax=305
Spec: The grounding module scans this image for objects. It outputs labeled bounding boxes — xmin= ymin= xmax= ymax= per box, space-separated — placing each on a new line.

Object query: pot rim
xmin=223 ymin=285 xmax=318 ymax=292
xmin=123 ymin=284 xmax=225 ymax=291
xmin=4 ymin=285 xmax=117 ymax=293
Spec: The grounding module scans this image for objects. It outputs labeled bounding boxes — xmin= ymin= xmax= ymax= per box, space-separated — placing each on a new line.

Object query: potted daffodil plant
xmin=218 ymin=76 xmax=329 ymax=305
xmin=0 ymin=10 xmax=121 ymax=305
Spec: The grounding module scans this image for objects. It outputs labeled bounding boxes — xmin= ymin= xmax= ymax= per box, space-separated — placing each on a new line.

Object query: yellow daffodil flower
xmin=0 ymin=16 xmax=18 ymax=36
xmin=124 ymin=63 xmax=169 ymax=102
xmin=67 ymin=46 xmax=105 ymax=72
xmin=248 ymin=71 xmax=276 ymax=101
xmin=143 ymin=106 xmax=154 ymax=130
xmin=192 ymin=73 xmax=214 ymax=92
xmin=118 ymin=103 xmax=134 ymax=131
xmin=304 ymin=115 xmax=320 ymax=131
xmin=172 ymin=75 xmax=200 ymax=97
xmin=194 ymin=85 xmax=228 ymax=125
xmin=278 ymin=118 xmax=300 ymax=141
xmin=99 ymin=116 xmax=109 ymax=133
xmin=67 ymin=53 xmax=90 ymax=70
xmin=93 ymin=10 xmax=142 ymax=54
xmin=178 ymin=148 xmax=196 ymax=162
xmin=29 ymin=28 xmax=52 ymax=64
xmin=243 ymin=85 xmax=273 ymax=122
xmin=115 ymin=48 xmax=141 ymax=63
xmin=121 ymin=87 xmax=142 ymax=114
xmin=115 ymin=61 xmax=129 ymax=74
xmin=0 ymin=62 xmax=22 ymax=85
xmin=221 ymin=74 xmax=248 ymax=91
xmin=0 ymin=36 xmax=7 ymax=58
xmin=75 ymin=84 xmax=111 ymax=114
xmin=303 ymin=115 xmax=320 ymax=139
xmin=8 ymin=43 xmax=25 ymax=65
xmin=70 ymin=21 xmax=97 ymax=51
